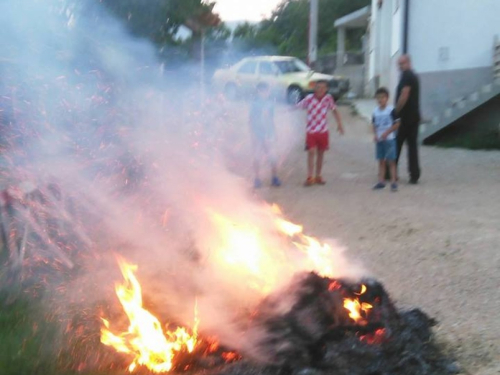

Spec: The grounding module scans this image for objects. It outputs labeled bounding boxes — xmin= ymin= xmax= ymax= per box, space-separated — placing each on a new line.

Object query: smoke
xmin=0 ymin=0 xmax=363 ymax=366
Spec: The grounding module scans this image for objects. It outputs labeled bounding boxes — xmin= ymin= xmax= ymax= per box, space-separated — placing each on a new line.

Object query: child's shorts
xmin=305 ymin=131 xmax=329 ymax=151
xmin=376 ymin=139 xmax=397 ymax=161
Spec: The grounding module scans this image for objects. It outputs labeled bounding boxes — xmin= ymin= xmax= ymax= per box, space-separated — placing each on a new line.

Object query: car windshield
xmin=275 ymin=59 xmax=311 ymax=74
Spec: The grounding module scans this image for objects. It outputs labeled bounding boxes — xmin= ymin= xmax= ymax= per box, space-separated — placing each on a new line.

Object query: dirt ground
xmin=249 ymin=104 xmax=500 ymax=375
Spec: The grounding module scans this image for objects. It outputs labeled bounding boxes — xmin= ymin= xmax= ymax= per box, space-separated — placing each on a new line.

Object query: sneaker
xmin=391 ymin=183 xmax=398 ymax=192
xmin=304 ymin=177 xmax=315 ymax=187
xmin=254 ymin=178 xmax=263 ymax=189
xmin=271 ymin=176 xmax=282 ymax=187
xmin=315 ymin=176 xmax=326 ymax=185
xmin=372 ymin=182 xmax=386 ymax=190
xmin=409 ymin=178 xmax=419 ymax=185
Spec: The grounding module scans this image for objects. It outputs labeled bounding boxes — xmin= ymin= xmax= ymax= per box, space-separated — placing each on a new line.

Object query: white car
xmin=212 ymin=56 xmax=349 ymax=103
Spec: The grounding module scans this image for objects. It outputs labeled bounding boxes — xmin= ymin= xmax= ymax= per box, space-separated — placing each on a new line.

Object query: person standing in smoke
xmin=250 ymin=82 xmax=281 ymax=189
xmin=395 ymin=55 xmax=421 ymax=184
xmin=249 ymin=82 xmax=281 ymax=189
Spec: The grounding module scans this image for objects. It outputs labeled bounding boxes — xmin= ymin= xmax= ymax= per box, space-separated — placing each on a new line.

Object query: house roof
xmin=334 ymin=6 xmax=371 ymax=29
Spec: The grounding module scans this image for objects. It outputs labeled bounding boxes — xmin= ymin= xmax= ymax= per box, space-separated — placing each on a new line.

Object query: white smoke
xmin=0 ymin=0 xmax=363 ymax=365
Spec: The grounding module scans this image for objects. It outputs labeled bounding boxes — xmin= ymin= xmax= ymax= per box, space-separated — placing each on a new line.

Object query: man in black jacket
xmin=395 ymin=55 xmax=421 ymax=184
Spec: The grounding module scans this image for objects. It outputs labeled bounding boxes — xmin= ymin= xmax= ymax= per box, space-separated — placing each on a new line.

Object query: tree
xmin=233 ymin=22 xmax=258 ymax=40
xmin=254 ymin=0 xmax=371 ymax=59
xmin=100 ymin=0 xmax=220 ymax=47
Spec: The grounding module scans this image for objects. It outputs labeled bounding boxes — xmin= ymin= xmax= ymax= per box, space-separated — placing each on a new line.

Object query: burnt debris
xmin=204 ymin=272 xmax=458 ymax=375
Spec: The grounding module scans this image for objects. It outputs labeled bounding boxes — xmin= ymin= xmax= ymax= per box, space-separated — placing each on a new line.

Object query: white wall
xmin=409 ymin=0 xmax=500 ymax=73
xmin=367 ymin=0 xmax=403 ymax=95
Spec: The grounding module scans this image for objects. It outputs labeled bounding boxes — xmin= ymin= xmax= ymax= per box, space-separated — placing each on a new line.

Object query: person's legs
xmin=266 ymin=146 xmax=281 ymax=187
xmin=307 ymin=148 xmax=315 ymax=179
xmin=253 ymin=141 xmax=263 ymax=188
xmin=314 ymin=132 xmax=329 ymax=184
xmin=396 ymin=124 xmax=408 ymax=166
xmin=378 ymin=160 xmax=386 ymax=183
xmin=316 ymin=150 xmax=324 ymax=178
xmin=389 ymin=160 xmax=398 ymax=191
xmin=373 ymin=142 xmax=386 ymax=190
xmin=385 ymin=139 xmax=398 ymax=191
xmin=396 ymin=123 xmax=410 ymax=182
xmin=373 ymin=158 xmax=386 ymax=190
xmin=389 ymin=161 xmax=398 ymax=182
xmin=253 ymin=156 xmax=260 ymax=179
xmin=407 ymin=122 xmax=421 ymax=183
xmin=304 ymin=147 xmax=316 ymax=186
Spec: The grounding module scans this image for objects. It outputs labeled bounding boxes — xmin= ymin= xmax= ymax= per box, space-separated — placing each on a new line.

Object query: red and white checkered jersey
xmin=297 ymin=94 xmax=337 ymax=133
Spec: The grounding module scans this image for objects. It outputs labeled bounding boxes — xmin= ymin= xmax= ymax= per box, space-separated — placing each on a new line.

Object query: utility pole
xmin=200 ymin=29 xmax=206 ymax=104
xmin=308 ymin=0 xmax=319 ymax=68
xmin=186 ymin=11 xmax=220 ymax=106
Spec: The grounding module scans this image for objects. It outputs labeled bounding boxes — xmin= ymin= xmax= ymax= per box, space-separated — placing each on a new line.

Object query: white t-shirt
xmin=372 ymin=105 xmax=399 ymax=141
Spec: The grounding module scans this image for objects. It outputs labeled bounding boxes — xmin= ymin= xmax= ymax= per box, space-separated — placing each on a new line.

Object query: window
xmin=275 ymin=58 xmax=310 ymax=74
xmin=238 ymin=61 xmax=257 ymax=75
xmin=259 ymin=62 xmax=277 ymax=76
xmin=393 ymin=0 xmax=400 ymax=13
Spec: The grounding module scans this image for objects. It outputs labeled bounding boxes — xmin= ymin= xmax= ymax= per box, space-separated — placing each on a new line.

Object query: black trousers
xmin=396 ymin=120 xmax=421 ymax=181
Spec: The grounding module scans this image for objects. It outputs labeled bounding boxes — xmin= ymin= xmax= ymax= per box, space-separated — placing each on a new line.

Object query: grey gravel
xmin=253 ymin=106 xmax=500 ymax=375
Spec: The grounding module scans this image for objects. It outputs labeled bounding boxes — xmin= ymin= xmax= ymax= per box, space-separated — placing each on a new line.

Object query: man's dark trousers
xmin=396 ymin=119 xmax=420 ymax=182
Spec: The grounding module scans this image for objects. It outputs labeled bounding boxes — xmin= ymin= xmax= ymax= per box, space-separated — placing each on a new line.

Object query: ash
xmin=202 ymin=272 xmax=459 ymax=375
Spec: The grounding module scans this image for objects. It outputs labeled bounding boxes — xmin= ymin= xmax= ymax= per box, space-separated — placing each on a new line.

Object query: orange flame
xmin=271 ymin=204 xmax=335 ymax=277
xmin=207 ymin=210 xmax=286 ymax=294
xmin=343 ymin=284 xmax=372 ymax=324
xmin=343 ymin=298 xmax=373 ymax=324
xmin=101 ymin=258 xmax=198 ymax=373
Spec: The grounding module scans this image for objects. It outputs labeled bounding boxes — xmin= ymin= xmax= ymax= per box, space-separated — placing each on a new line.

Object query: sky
xmin=214 ymin=0 xmax=282 ymax=22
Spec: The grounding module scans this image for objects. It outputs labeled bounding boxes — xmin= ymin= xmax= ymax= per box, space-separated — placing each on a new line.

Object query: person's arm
xmin=396 ymin=72 xmax=412 ymax=113
xmin=372 ymin=116 xmax=378 ymax=142
xmin=380 ymin=121 xmax=400 ymax=140
xmin=293 ymin=95 xmax=309 ymax=111
xmin=329 ymin=96 xmax=344 ymax=135
xmin=380 ymin=110 xmax=401 ymax=140
xmin=396 ymin=87 xmax=411 ymax=113
xmin=333 ymin=108 xmax=344 ymax=135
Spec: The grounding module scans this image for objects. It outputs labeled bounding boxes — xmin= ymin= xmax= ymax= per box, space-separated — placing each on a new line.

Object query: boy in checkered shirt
xmin=296 ymin=80 xmax=344 ymax=186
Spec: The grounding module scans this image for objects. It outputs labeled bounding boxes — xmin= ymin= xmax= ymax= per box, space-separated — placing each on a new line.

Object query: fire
xmin=343 ymin=298 xmax=373 ymax=324
xmin=101 ymin=258 xmax=198 ymax=373
xmin=101 ymin=205 xmax=373 ymax=372
xmin=360 ymin=328 xmax=386 ymax=345
xmin=343 ymin=284 xmax=372 ymax=324
xmin=271 ymin=204 xmax=335 ymax=277
xmin=273 ymin=205 xmax=375 ymax=325
xmin=207 ymin=210 xmax=287 ymax=294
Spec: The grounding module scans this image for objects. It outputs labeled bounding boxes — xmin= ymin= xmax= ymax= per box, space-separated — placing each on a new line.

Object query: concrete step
xmin=420 ymin=78 xmax=500 ymax=140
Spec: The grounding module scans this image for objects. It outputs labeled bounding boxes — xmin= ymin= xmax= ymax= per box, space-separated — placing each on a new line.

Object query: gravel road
xmin=243 ymin=104 xmax=500 ymax=375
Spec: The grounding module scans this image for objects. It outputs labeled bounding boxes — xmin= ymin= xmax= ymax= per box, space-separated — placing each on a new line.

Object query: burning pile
xmin=98 ymin=211 xmax=458 ymax=375
xmin=240 ymin=272 xmax=457 ymax=375
xmin=0 ymin=177 xmax=457 ymax=375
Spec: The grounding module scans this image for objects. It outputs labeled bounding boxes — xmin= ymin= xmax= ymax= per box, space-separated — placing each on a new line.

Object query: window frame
xmin=237 ymin=61 xmax=258 ymax=75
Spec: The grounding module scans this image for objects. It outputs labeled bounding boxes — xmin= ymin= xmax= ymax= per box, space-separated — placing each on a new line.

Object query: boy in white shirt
xmin=372 ymin=88 xmax=400 ymax=192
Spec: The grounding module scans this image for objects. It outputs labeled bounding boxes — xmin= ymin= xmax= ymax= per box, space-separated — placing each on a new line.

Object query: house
xmin=335 ymin=0 xmax=500 ymax=140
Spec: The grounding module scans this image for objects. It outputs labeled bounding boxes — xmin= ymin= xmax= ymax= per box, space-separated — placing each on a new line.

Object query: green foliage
xmin=233 ymin=22 xmax=258 ymax=40
xmin=205 ymin=23 xmax=231 ymax=42
xmin=100 ymin=0 xmax=218 ymax=46
xmin=254 ymin=0 xmax=371 ymax=58
xmin=0 ymin=293 xmax=60 ymax=375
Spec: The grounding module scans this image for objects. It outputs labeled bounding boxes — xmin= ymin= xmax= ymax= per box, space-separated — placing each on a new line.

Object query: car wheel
xmin=224 ymin=83 xmax=238 ymax=100
xmin=287 ymin=86 xmax=303 ymax=105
